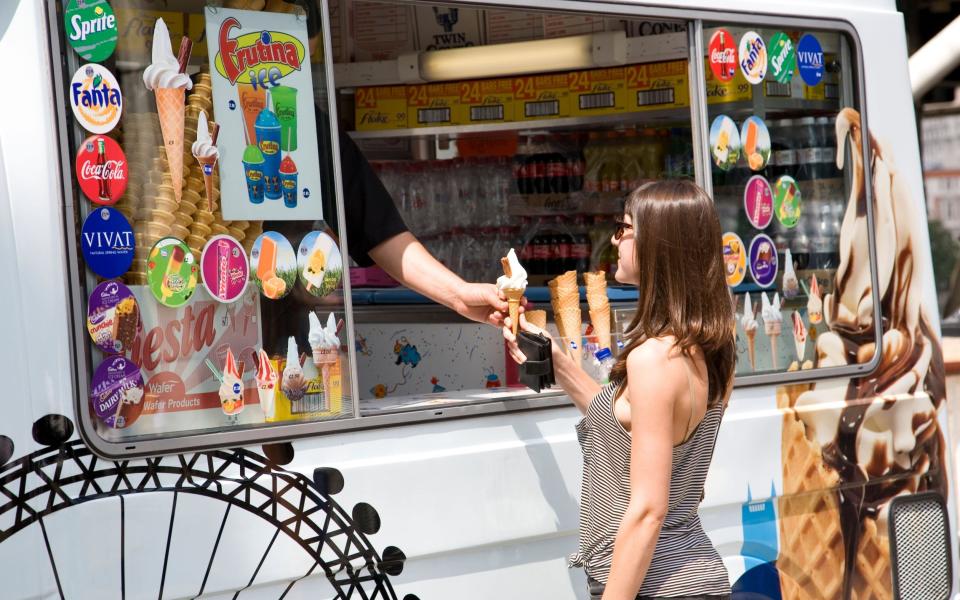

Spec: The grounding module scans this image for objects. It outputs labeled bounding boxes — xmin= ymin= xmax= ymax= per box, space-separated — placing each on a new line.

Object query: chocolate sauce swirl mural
xmin=776 ymin=108 xmax=946 ymax=599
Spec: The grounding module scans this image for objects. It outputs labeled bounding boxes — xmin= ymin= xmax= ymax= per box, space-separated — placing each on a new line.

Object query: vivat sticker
xmin=767 ymin=32 xmax=796 ymax=84
xmin=90 ymin=355 xmax=144 ymax=429
xmin=749 ymin=233 xmax=778 ymax=288
xmin=76 ymin=134 xmax=128 ymax=205
xmin=738 ymin=31 xmax=767 ymax=85
xmin=70 ymin=64 xmax=122 ymax=134
xmin=722 ymin=232 xmax=747 ymax=288
xmin=87 ymin=280 xmax=141 ymax=354
xmin=200 ymin=235 xmax=249 ymax=303
xmin=81 ymin=207 xmax=134 ymax=279
xmin=707 ymin=29 xmax=738 ymax=82
xmin=797 ymin=34 xmax=824 ymax=86
xmin=64 ymin=0 xmax=118 ymax=62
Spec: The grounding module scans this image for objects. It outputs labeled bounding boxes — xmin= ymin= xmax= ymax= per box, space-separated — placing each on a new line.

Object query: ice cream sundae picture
xmin=806 ymin=274 xmax=823 ymax=324
xmin=218 ymin=349 xmax=244 ymax=416
xmin=309 ymin=311 xmax=343 ymax=407
xmin=791 ymin=310 xmax=807 ymax=362
xmin=281 ymin=336 xmax=308 ymax=403
xmin=255 ymin=348 xmax=278 ymax=421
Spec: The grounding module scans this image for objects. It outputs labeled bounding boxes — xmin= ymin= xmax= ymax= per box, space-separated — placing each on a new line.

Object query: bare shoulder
xmin=625 ymin=337 xmax=677 ymax=373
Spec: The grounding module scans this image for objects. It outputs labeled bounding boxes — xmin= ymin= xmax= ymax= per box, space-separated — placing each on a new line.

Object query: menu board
xmin=204 ymin=7 xmax=323 ymax=221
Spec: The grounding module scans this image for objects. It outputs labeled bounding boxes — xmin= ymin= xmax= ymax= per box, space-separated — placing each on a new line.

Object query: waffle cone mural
xmin=775 ymin=108 xmax=946 ymax=599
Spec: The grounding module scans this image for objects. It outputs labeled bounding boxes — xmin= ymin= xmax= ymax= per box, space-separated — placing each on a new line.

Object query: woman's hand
xmin=502 ymin=313 xmax=551 ymax=364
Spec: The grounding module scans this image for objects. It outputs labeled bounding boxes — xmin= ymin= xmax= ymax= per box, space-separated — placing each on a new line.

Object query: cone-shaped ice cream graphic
xmin=496 ymin=249 xmax=528 ymax=335
xmin=782 ymin=248 xmax=799 ymax=299
xmin=762 ymin=292 xmax=783 ymax=369
xmin=219 ymin=348 xmax=244 ymax=416
xmin=255 ymin=348 xmax=277 ymax=421
xmin=144 ymin=18 xmax=193 ymax=205
xmin=191 ymin=110 xmax=219 ymax=211
xmin=791 ymin=310 xmax=807 ymax=362
xmin=807 ymin=275 xmax=823 ymax=324
xmin=309 ymin=311 xmax=341 ymax=406
xmin=740 ymin=292 xmax=759 ymax=370
xmin=281 ymin=336 xmax=308 ymax=402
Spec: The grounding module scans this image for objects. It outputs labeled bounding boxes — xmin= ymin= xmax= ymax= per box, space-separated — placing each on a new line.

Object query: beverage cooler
xmin=55 ymin=0 xmax=858 ymax=456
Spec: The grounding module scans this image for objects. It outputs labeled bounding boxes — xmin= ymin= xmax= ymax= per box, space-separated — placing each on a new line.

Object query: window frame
xmin=49 ymin=0 xmax=881 ymax=458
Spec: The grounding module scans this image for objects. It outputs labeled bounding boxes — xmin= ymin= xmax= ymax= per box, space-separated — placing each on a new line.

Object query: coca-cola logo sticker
xmin=76 ymin=135 xmax=128 ymax=205
xmin=707 ymin=29 xmax=738 ymax=82
xmin=70 ymin=63 xmax=122 ymax=134
xmin=738 ymin=31 xmax=767 ymax=85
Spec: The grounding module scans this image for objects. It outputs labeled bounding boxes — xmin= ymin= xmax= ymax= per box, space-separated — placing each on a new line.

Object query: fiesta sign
xmin=213 ymin=17 xmax=305 ymax=87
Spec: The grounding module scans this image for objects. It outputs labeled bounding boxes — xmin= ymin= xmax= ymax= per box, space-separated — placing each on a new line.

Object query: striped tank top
xmin=568 ymin=380 xmax=730 ymax=597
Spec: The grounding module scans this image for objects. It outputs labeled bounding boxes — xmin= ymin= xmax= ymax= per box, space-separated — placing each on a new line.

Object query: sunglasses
xmin=614 ymin=220 xmax=634 ymax=241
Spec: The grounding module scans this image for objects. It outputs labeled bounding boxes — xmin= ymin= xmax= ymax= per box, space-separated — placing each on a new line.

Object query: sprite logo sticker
xmin=768 ymin=32 xmax=796 ymax=84
xmin=64 ymin=0 xmax=118 ymax=62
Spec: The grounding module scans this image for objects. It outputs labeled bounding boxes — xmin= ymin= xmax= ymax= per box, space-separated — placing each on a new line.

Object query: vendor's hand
xmin=453 ymin=283 xmax=510 ymax=327
xmin=503 ymin=313 xmax=551 ymax=364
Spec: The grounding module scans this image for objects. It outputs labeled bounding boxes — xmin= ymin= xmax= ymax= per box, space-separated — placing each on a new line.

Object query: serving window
xmin=55 ymin=0 xmax=879 ymax=457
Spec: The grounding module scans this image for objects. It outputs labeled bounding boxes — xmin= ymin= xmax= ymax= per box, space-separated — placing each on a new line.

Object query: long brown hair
xmin=609 ymin=180 xmax=735 ymax=407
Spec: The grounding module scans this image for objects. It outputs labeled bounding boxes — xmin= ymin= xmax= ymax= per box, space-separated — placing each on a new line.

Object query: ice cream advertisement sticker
xmin=707 ymin=29 xmax=737 ymax=82
xmin=722 ymin=232 xmax=747 ymax=288
xmin=744 ymin=175 xmax=773 ymax=229
xmin=740 ymin=117 xmax=770 ymax=171
xmin=738 ymin=31 xmax=767 ymax=85
xmin=146 ymin=237 xmax=198 ymax=307
xmin=250 ymin=232 xmax=296 ymax=300
xmin=76 ymin=135 xmax=127 ymax=205
xmin=81 ymin=207 xmax=134 ymax=279
xmin=90 ymin=355 xmax=144 ymax=429
xmin=200 ymin=235 xmax=249 ymax=303
xmin=70 ymin=64 xmax=122 ymax=134
xmin=797 ymin=34 xmax=824 ymax=86
xmin=774 ymin=175 xmax=802 ymax=228
xmin=87 ymin=280 xmax=141 ymax=354
xmin=64 ymin=0 xmax=118 ymax=62
xmin=204 ymin=8 xmax=322 ymax=221
xmin=749 ymin=234 xmax=778 ymax=288
xmin=709 ymin=115 xmax=740 ymax=171
xmin=768 ymin=32 xmax=796 ymax=84
xmin=298 ymin=231 xmax=343 ymax=297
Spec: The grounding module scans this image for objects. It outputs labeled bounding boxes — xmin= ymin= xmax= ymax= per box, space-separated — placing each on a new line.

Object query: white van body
xmin=0 ymin=0 xmax=955 ymax=598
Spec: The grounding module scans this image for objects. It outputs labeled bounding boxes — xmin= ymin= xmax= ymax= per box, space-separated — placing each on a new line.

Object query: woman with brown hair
xmin=504 ymin=180 xmax=736 ymax=600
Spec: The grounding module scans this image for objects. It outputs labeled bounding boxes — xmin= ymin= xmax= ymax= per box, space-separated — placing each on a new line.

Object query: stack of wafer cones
xmin=549 ymin=271 xmax=582 ymax=363
xmin=776 ymin=379 xmax=893 ymax=599
xmin=584 ymin=271 xmax=611 ymax=352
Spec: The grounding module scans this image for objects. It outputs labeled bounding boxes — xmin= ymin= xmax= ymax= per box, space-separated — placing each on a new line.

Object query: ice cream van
xmin=0 ymin=0 xmax=955 ymax=598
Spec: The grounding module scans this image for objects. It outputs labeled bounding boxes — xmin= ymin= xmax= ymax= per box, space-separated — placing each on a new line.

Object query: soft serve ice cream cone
xmin=496 ymin=248 xmax=528 ymax=335
xmin=255 ymin=349 xmax=277 ymax=421
xmin=218 ymin=349 xmax=244 ymax=416
xmin=309 ymin=312 xmax=342 ymax=403
xmin=144 ymin=18 xmax=193 ymax=205
xmin=740 ymin=292 xmax=759 ymax=370
xmin=281 ymin=336 xmax=307 ymax=403
xmin=782 ymin=248 xmax=799 ymax=299
xmin=762 ymin=292 xmax=783 ymax=369
xmin=191 ymin=110 xmax=219 ymax=211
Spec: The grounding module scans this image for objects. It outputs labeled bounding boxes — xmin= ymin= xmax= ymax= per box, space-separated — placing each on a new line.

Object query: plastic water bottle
xmin=595 ymin=348 xmax=616 ymax=383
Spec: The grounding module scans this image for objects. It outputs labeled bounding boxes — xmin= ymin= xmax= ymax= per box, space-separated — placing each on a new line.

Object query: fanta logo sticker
xmin=70 ymin=64 xmax=122 ymax=134
xmin=213 ymin=17 xmax=304 ymax=86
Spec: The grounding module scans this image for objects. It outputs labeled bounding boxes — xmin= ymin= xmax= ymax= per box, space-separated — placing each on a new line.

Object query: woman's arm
xmin=503 ymin=314 xmax=600 ymax=414
xmin=602 ymin=342 xmax=676 ymax=600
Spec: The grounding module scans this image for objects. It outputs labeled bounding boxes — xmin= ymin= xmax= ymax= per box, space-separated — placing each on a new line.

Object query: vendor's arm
xmin=370 ymin=232 xmax=508 ymax=327
xmin=602 ymin=342 xmax=674 ymax=600
xmin=502 ymin=314 xmax=600 ymax=413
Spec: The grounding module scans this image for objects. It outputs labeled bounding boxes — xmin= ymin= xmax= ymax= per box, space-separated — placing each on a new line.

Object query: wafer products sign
xmin=205 ymin=8 xmax=323 ymax=221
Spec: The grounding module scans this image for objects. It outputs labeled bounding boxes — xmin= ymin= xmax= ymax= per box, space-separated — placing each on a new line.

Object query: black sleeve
xmin=315 ymin=106 xmax=408 ymax=268
xmin=336 ymin=130 xmax=409 ymax=267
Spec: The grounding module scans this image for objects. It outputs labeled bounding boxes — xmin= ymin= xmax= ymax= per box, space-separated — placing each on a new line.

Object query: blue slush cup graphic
xmin=255 ymin=92 xmax=282 ymax=200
